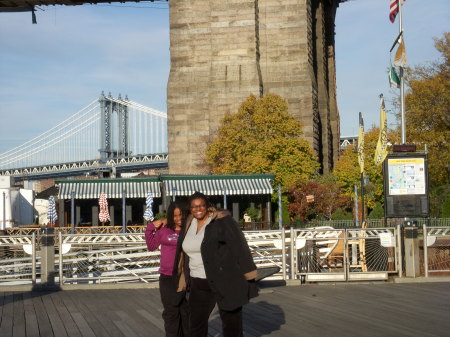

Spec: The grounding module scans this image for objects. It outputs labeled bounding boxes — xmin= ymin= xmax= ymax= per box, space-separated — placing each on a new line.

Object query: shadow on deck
xmin=0 ymin=282 xmax=449 ymax=337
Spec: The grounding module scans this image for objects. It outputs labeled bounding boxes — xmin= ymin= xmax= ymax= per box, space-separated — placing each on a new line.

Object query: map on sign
xmin=388 ymin=158 xmax=426 ymax=195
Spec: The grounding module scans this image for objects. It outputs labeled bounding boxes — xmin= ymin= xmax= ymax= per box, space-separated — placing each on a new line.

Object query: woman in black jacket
xmin=173 ymin=192 xmax=258 ymax=337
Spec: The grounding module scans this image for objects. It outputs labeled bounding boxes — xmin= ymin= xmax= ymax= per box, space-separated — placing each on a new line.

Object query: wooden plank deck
xmin=0 ymin=282 xmax=449 ymax=337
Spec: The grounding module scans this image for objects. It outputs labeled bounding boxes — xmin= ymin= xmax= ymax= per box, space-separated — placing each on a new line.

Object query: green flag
xmin=389 ymin=63 xmax=400 ymax=88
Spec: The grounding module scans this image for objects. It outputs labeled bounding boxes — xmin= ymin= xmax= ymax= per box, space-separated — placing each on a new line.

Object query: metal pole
xmin=70 ymin=192 xmax=75 ymax=234
xmin=360 ymin=173 xmax=365 ymax=223
xmin=399 ymin=0 xmax=406 ymax=144
xmin=223 ymin=187 xmax=227 ymax=210
xmin=278 ymin=185 xmax=282 ymax=230
xmin=172 ymin=189 xmax=176 ymax=202
xmin=2 ymin=192 xmax=5 ymax=230
xmin=396 ymin=224 xmax=403 ymax=278
xmin=59 ymin=231 xmax=63 ymax=286
xmin=290 ymin=226 xmax=295 ymax=280
xmin=122 ymin=191 xmax=126 ymax=233
xmin=32 ymin=232 xmax=36 ymax=285
xmin=423 ymin=224 xmax=428 ymax=278
xmin=281 ymin=227 xmax=286 ymax=280
xmin=344 ymin=230 xmax=348 ymax=280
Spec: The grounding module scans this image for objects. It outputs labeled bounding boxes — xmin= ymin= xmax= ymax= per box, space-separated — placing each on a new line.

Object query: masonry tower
xmin=167 ymin=0 xmax=343 ymax=174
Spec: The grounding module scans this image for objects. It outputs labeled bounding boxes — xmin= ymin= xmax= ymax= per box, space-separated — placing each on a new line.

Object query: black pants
xmin=189 ymin=277 xmax=243 ymax=337
xmin=159 ymin=274 xmax=189 ymax=337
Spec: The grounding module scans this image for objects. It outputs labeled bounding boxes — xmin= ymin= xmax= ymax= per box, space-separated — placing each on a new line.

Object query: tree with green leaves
xmin=403 ymin=32 xmax=450 ymax=187
xmin=205 ymin=94 xmax=319 ymax=189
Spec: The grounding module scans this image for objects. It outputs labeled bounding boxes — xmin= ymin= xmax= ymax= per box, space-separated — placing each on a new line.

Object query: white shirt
xmin=182 ymin=216 xmax=211 ymax=279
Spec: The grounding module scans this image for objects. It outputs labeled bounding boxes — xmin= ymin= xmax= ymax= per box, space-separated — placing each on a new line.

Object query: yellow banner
xmin=374 ymin=96 xmax=389 ymax=166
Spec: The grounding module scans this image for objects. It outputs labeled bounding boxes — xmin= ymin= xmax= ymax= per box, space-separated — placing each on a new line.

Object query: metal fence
xmin=423 ymin=226 xmax=450 ymax=277
xmin=5 ymin=218 xmax=450 ymax=236
xmin=281 ymin=227 xmax=399 ymax=282
xmin=0 ymin=233 xmax=37 ymax=285
xmin=56 ymin=233 xmax=159 ymax=284
xmin=1 ymin=223 xmax=449 ymax=286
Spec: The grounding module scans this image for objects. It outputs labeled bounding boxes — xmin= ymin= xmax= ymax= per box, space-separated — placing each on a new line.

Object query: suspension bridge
xmin=0 ymin=92 xmax=168 ymax=179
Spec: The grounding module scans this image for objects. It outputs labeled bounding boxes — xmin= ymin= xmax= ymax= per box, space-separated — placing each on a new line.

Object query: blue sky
xmin=0 ymin=0 xmax=448 ymax=154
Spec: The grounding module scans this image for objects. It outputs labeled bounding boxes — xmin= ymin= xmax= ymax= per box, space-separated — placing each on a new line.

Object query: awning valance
xmin=163 ymin=175 xmax=273 ymax=197
xmin=58 ymin=179 xmax=161 ymax=199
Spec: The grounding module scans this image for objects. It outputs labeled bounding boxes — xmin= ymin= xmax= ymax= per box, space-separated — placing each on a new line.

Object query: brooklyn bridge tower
xmin=168 ymin=0 xmax=345 ymax=174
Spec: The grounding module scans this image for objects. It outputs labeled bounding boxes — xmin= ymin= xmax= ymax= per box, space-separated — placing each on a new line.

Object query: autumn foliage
xmin=205 ymin=94 xmax=319 ymax=188
xmin=287 ymin=179 xmax=352 ymax=221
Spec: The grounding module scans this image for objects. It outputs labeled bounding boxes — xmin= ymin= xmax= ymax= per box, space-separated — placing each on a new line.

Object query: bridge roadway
xmin=0 ymin=281 xmax=449 ymax=337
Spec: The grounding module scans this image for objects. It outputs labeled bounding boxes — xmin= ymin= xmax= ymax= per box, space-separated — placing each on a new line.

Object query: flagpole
xmin=360 ymin=173 xmax=365 ymax=223
xmin=399 ymin=0 xmax=406 ymax=144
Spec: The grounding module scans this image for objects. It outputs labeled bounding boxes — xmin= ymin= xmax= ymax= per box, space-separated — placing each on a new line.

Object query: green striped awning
xmin=57 ymin=179 xmax=161 ymax=199
xmin=162 ymin=175 xmax=274 ymax=197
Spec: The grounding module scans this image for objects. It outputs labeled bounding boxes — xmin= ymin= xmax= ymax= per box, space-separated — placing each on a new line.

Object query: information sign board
xmin=387 ymin=157 xmax=426 ymax=195
xmin=383 ymin=153 xmax=429 ymax=218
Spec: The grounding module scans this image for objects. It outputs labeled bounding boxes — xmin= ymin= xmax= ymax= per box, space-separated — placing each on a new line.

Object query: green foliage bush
xmin=430 ymin=184 xmax=450 ymax=217
xmin=368 ymin=202 xmax=384 ymax=219
xmin=331 ymin=208 xmax=353 ymax=220
xmin=244 ymin=207 xmax=260 ymax=221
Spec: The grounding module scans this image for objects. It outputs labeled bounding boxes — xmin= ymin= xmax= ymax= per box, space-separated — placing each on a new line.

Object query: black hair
xmin=166 ymin=202 xmax=186 ymax=231
xmin=188 ymin=191 xmax=210 ymax=208
xmin=188 ymin=191 xmax=217 ymax=213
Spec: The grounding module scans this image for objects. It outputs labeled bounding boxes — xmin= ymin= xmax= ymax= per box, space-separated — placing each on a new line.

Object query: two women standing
xmin=146 ymin=193 xmax=258 ymax=337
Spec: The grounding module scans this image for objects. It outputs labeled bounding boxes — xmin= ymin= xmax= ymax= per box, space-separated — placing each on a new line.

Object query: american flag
xmin=390 ymin=0 xmax=406 ymax=23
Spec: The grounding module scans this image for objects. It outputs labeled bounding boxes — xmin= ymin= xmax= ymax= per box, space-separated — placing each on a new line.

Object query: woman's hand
xmin=153 ymin=218 xmax=167 ymax=228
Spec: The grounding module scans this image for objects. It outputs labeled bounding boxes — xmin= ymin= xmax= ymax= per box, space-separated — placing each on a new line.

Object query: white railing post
xmin=423 ymin=224 xmax=428 ymax=278
xmin=290 ymin=227 xmax=295 ymax=280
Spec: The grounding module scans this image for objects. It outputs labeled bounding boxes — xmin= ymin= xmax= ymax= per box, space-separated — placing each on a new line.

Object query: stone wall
xmin=168 ymin=0 xmax=340 ymax=174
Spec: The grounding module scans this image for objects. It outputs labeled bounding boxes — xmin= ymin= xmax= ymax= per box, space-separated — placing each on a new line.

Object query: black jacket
xmin=173 ymin=211 xmax=258 ymax=311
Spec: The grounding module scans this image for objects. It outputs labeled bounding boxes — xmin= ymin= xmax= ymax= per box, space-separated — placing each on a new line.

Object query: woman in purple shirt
xmin=145 ymin=202 xmax=189 ymax=337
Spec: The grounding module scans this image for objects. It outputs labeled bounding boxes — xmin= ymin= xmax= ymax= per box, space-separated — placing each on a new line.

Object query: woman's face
xmin=190 ymin=198 xmax=207 ymax=220
xmin=173 ymin=208 xmax=183 ymax=228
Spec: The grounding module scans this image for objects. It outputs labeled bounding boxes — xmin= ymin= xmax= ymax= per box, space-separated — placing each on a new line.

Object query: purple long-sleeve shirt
xmin=145 ymin=222 xmax=180 ymax=276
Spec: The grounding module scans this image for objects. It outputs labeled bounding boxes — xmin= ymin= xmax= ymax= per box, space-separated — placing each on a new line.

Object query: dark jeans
xmin=189 ymin=277 xmax=243 ymax=337
xmin=160 ymin=274 xmax=189 ymax=337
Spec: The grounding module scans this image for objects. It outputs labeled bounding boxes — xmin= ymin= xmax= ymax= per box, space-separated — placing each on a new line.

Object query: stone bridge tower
xmin=168 ymin=0 xmax=344 ymax=174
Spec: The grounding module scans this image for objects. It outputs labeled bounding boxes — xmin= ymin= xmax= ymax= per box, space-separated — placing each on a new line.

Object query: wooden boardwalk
xmin=0 ymin=282 xmax=449 ymax=337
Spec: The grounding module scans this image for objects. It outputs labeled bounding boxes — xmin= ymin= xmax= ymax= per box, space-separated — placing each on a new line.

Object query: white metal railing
xmin=4 ymin=225 xmax=450 ymax=286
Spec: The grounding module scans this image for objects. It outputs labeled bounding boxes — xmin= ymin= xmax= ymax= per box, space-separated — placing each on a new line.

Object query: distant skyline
xmin=0 ymin=0 xmax=448 ymax=154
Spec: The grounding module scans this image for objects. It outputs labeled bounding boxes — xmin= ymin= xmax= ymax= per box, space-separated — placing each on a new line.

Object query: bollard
xmin=40 ymin=226 xmax=55 ymax=286
xmin=404 ymin=226 xmax=420 ymax=277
